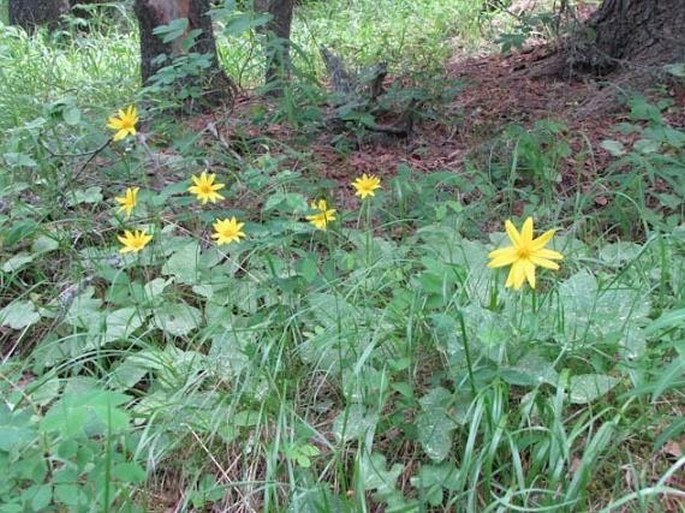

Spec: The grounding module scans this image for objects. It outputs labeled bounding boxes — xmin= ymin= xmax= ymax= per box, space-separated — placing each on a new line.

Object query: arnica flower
xmin=487 ymin=217 xmax=563 ymax=290
xmin=351 ymin=173 xmax=381 ymax=199
xmin=118 ymin=229 xmax=152 ymax=254
xmin=188 ymin=172 xmax=225 ymax=204
xmin=212 ymin=217 xmax=245 ymax=246
xmin=115 ymin=187 xmax=139 ymax=219
xmin=107 ymin=105 xmax=139 ymax=142
xmin=306 ymin=199 xmax=336 ymax=230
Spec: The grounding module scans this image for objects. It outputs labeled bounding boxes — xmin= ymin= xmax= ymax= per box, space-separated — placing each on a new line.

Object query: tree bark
xmin=134 ymin=0 xmax=234 ymax=106
xmin=8 ymin=0 xmax=70 ymax=32
xmin=572 ymin=0 xmax=685 ymax=74
xmin=255 ymin=0 xmax=294 ymax=96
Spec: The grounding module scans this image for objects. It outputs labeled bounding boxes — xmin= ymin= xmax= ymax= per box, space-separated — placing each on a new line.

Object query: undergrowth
xmin=0 ymin=1 xmax=684 ymax=512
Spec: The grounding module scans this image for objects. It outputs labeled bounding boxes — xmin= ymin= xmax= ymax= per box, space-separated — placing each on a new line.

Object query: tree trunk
xmin=255 ymin=0 xmax=294 ymax=96
xmin=134 ymin=0 xmax=234 ymax=106
xmin=572 ymin=0 xmax=685 ymax=74
xmin=8 ymin=0 xmax=70 ymax=32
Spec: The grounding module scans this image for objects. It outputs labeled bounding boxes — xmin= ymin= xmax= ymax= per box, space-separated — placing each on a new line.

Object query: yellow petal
xmin=487 ymin=247 xmax=519 ymax=268
xmin=505 ymin=220 xmax=522 ymax=247
xmin=523 ymin=259 xmax=536 ymax=289
xmin=534 ymin=248 xmax=564 ymax=260
xmin=529 ymin=255 xmax=561 ymax=270
xmin=112 ymin=130 xmax=127 ymax=141
xmin=530 ymin=229 xmax=556 ymax=250
xmin=520 ymin=217 xmax=534 ymax=243
xmin=505 ymin=263 xmax=522 ymax=289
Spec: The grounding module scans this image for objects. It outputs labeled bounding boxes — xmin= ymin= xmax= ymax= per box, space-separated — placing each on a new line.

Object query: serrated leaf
xmin=569 ymin=374 xmax=621 ymax=404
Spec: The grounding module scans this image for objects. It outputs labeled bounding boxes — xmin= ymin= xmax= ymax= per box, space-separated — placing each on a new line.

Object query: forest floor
xmin=184 ymin=40 xmax=685 ymax=222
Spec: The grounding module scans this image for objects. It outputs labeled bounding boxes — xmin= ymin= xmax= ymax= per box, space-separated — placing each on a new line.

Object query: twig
xmin=70 ymin=137 xmax=112 ymax=182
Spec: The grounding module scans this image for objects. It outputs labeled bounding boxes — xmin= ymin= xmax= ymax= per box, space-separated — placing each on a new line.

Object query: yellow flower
xmin=306 ymin=199 xmax=336 ymax=230
xmin=115 ymin=187 xmax=139 ymax=218
xmin=118 ymin=229 xmax=152 ymax=254
xmin=107 ymin=105 xmax=139 ymax=142
xmin=351 ymin=173 xmax=381 ymax=199
xmin=188 ymin=172 xmax=225 ymax=204
xmin=487 ymin=217 xmax=563 ymax=290
xmin=212 ymin=217 xmax=245 ymax=246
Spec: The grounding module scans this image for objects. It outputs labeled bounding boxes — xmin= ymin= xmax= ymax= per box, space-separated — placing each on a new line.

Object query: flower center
xmin=516 ymin=246 xmax=532 ymax=259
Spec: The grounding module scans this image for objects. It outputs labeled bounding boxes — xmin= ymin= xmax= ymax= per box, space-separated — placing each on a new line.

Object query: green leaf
xmin=144 ymin=278 xmax=172 ymax=301
xmin=645 ymin=308 xmax=685 ymax=335
xmin=103 ymin=307 xmax=145 ymax=343
xmin=223 ymin=12 xmax=271 ymax=36
xmin=664 ymin=63 xmax=685 ymax=78
xmin=416 ymin=387 xmax=457 ymax=462
xmin=0 ymin=404 xmax=36 ymax=452
xmin=410 ymin=463 xmax=459 ymax=506
xmin=109 ymin=355 xmax=151 ymax=389
xmin=361 ymin=452 xmax=403 ymax=499
xmin=42 ymin=388 xmax=131 ymax=437
xmin=0 ymin=300 xmax=41 ymax=329
xmin=152 ymin=301 xmax=201 ymax=337
xmin=153 ymin=17 xmax=189 ymax=43
xmin=64 ymin=286 xmax=103 ymax=329
xmin=112 ymin=462 xmax=147 ymax=484
xmin=62 ymin=106 xmax=81 ymax=125
xmin=24 ymin=484 xmax=52 ymax=511
xmin=30 ymin=235 xmax=59 ymax=255
xmin=66 ymin=186 xmax=102 ymax=206
xmin=600 ymin=139 xmax=625 ymax=157
xmin=569 ymin=374 xmax=621 ymax=404
xmin=502 ymin=353 xmax=559 ymax=387
xmin=54 ymin=484 xmax=83 ymax=508
xmin=333 ymin=403 xmax=379 ymax=442
xmin=598 ymin=241 xmax=642 ymax=266
xmin=559 ymin=271 xmax=650 ymax=342
xmin=263 ymin=191 xmax=308 ymax=214
xmin=162 ymin=241 xmax=202 ymax=284
xmin=2 ymin=252 xmax=34 ymax=272
xmin=208 ymin=329 xmax=251 ymax=377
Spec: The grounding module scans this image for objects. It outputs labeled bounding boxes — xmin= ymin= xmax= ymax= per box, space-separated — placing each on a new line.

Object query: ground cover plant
xmin=0 ymin=0 xmax=684 ymax=512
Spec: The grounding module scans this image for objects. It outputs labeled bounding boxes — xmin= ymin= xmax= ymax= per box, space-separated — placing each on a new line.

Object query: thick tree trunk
xmin=8 ymin=0 xmax=70 ymax=31
xmin=573 ymin=0 xmax=685 ymax=74
xmin=134 ymin=0 xmax=234 ymax=106
xmin=255 ymin=0 xmax=294 ymax=96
